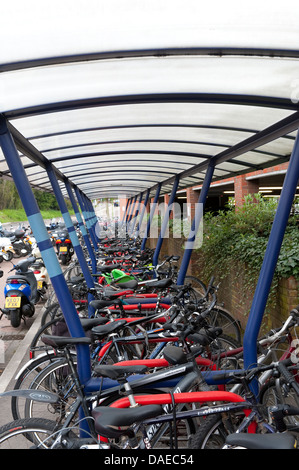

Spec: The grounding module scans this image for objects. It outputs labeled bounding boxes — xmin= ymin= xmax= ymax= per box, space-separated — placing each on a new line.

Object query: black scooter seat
xmin=6 ymin=275 xmax=29 ymax=284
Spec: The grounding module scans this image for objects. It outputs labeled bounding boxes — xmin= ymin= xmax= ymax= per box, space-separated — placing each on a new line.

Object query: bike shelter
xmin=0 ymin=0 xmax=299 ymax=428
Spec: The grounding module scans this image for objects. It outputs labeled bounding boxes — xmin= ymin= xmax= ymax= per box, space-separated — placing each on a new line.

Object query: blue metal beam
xmin=152 ymin=175 xmax=180 ymax=267
xmin=135 ymin=189 xmax=150 ymax=238
xmin=119 ymin=198 xmax=130 ymax=233
xmin=124 ymin=198 xmax=133 ymax=235
xmin=74 ymin=187 xmax=98 ymax=250
xmin=176 ymin=161 xmax=215 ymax=285
xmin=65 ymin=180 xmax=97 ymax=274
xmin=0 ymin=115 xmax=91 ymax=384
xmin=141 ymin=183 xmax=161 ymax=251
xmin=243 ymin=131 xmax=299 ymax=395
xmin=46 ymin=164 xmax=96 ymax=316
xmin=85 ymin=195 xmax=100 ymax=244
xmin=129 ymin=192 xmax=143 ymax=235
xmin=128 ymin=195 xmax=138 ymax=223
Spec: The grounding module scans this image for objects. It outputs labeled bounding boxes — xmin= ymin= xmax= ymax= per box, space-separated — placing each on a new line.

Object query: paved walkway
xmin=0 ymin=305 xmax=44 ymax=427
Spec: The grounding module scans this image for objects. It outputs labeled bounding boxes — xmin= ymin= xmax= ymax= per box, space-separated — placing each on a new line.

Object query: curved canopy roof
xmin=1 ymin=0 xmax=299 ymax=200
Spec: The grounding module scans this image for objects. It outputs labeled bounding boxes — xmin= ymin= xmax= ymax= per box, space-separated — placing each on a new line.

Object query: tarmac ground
xmin=0 ymin=304 xmax=45 ymax=427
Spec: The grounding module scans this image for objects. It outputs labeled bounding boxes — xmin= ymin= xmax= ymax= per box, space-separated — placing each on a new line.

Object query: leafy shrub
xmin=197 ymin=194 xmax=299 ymax=295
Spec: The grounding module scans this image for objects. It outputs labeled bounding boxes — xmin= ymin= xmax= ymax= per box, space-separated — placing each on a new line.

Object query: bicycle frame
xmin=92 ymin=391 xmax=261 ymax=449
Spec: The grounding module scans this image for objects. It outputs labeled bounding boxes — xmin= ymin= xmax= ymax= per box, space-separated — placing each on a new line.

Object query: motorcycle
xmin=55 ymin=228 xmax=74 ymax=265
xmin=0 ymin=236 xmax=15 ymax=261
xmin=30 ymin=245 xmax=50 ymax=301
xmin=0 ymin=257 xmax=39 ymax=328
xmin=0 ymin=224 xmax=32 ymax=258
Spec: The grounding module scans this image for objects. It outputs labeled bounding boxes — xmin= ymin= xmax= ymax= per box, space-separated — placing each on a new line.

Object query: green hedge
xmin=196 ymin=194 xmax=299 ymax=302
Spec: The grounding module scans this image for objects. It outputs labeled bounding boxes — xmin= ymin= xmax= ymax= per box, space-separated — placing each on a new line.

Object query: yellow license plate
xmin=59 ymin=246 xmax=68 ymax=252
xmin=5 ymin=297 xmax=21 ymax=308
xmin=37 ymin=280 xmax=43 ymax=289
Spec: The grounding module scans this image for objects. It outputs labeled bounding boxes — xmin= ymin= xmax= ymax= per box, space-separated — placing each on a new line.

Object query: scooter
xmin=0 ymin=257 xmax=39 ymax=328
xmin=55 ymin=228 xmax=74 ymax=265
xmin=30 ymin=245 xmax=50 ymax=301
xmin=0 ymin=236 xmax=15 ymax=261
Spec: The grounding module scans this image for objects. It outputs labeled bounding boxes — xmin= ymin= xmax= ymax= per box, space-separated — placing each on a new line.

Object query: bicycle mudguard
xmin=0 ymin=389 xmax=59 ymax=403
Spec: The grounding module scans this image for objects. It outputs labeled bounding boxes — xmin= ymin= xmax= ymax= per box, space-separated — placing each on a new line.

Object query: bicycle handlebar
xmin=212 ymin=357 xmax=299 ymax=386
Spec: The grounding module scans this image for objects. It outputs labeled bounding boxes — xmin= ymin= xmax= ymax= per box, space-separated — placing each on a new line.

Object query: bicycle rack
xmin=1 ymin=109 xmax=299 ymax=410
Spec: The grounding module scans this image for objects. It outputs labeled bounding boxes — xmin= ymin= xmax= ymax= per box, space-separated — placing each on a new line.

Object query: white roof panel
xmin=0 ymin=0 xmax=298 ymax=198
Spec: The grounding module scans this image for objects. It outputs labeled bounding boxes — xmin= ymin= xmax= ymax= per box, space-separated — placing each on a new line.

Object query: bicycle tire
xmin=189 ymin=414 xmax=229 ymax=449
xmin=41 ymin=302 xmax=63 ymax=326
xmin=11 ymin=353 xmax=74 ymax=420
xmin=30 ymin=317 xmax=66 ymax=357
xmin=24 ymin=358 xmax=78 ymax=421
xmin=259 ymin=378 xmax=299 ymax=429
xmin=0 ymin=418 xmax=59 ymax=449
xmin=99 ymin=390 xmax=198 ymax=449
xmin=208 ymin=306 xmax=242 ymax=344
xmin=184 ymin=276 xmax=207 ymax=301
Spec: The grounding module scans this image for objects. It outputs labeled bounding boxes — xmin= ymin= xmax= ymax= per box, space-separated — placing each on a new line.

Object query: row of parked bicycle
xmin=0 ymin=231 xmax=298 ymax=450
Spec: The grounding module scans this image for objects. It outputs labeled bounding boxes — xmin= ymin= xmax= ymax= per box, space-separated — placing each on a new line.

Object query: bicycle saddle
xmin=94 ymin=364 xmax=148 ymax=380
xmin=91 ymin=319 xmax=127 ymax=338
xmin=98 ymin=264 xmax=121 ymax=272
xmin=41 ymin=334 xmax=92 ymax=349
xmin=92 ymin=405 xmax=162 ymax=438
xmin=111 ymin=279 xmax=138 ymax=289
xmin=226 ymin=432 xmax=297 ymax=449
xmin=89 ymin=299 xmax=122 ymax=310
xmin=144 ymin=278 xmax=173 ymax=289
xmin=80 ymin=317 xmax=109 ymax=330
xmin=163 ymin=345 xmax=187 ymax=365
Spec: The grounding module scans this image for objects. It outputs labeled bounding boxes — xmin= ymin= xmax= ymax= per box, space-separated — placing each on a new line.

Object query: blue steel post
xmin=74 ymin=187 xmax=98 ymax=251
xmin=135 ymin=189 xmax=150 ymax=238
xmin=243 ymin=132 xmax=299 ymax=395
xmin=65 ymin=180 xmax=97 ymax=274
xmin=82 ymin=193 xmax=99 ymax=246
xmin=46 ymin=163 xmax=96 ymax=316
xmin=152 ymin=175 xmax=180 ymax=267
xmin=129 ymin=192 xmax=143 ymax=235
xmin=141 ymin=183 xmax=161 ymax=250
xmin=124 ymin=198 xmax=133 ymax=235
xmin=119 ymin=198 xmax=130 ymax=233
xmin=127 ymin=195 xmax=137 ymax=233
xmin=0 ymin=116 xmax=91 ymax=387
xmin=176 ymin=162 xmax=215 ymax=285
xmin=86 ymin=196 xmax=100 ymax=244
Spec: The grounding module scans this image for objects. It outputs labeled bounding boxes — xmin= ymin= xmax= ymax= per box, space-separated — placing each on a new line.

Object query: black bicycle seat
xmin=41 ymin=334 xmax=92 ymax=349
xmin=92 ymin=405 xmax=162 ymax=438
xmin=226 ymin=432 xmax=297 ymax=449
xmin=94 ymin=364 xmax=148 ymax=380
xmin=91 ymin=319 xmax=127 ymax=338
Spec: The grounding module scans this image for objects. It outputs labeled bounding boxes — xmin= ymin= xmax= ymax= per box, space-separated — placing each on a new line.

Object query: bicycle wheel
xmin=208 ymin=334 xmax=243 ymax=372
xmin=208 ymin=306 xmax=242 ymax=344
xmin=24 ymin=358 xmax=78 ymax=422
xmin=184 ymin=276 xmax=207 ymax=302
xmin=259 ymin=378 xmax=299 ymax=429
xmin=30 ymin=317 xmax=66 ymax=358
xmin=0 ymin=418 xmax=59 ymax=449
xmin=189 ymin=414 xmax=229 ymax=449
xmin=100 ymin=391 xmax=198 ymax=449
xmin=146 ymin=403 xmax=198 ymax=449
xmin=11 ymin=353 xmax=74 ymax=420
xmin=41 ymin=302 xmax=63 ymax=326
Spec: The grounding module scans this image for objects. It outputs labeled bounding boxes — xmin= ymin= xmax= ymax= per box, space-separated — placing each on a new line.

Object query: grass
xmin=0 ymin=209 xmax=74 ymax=224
